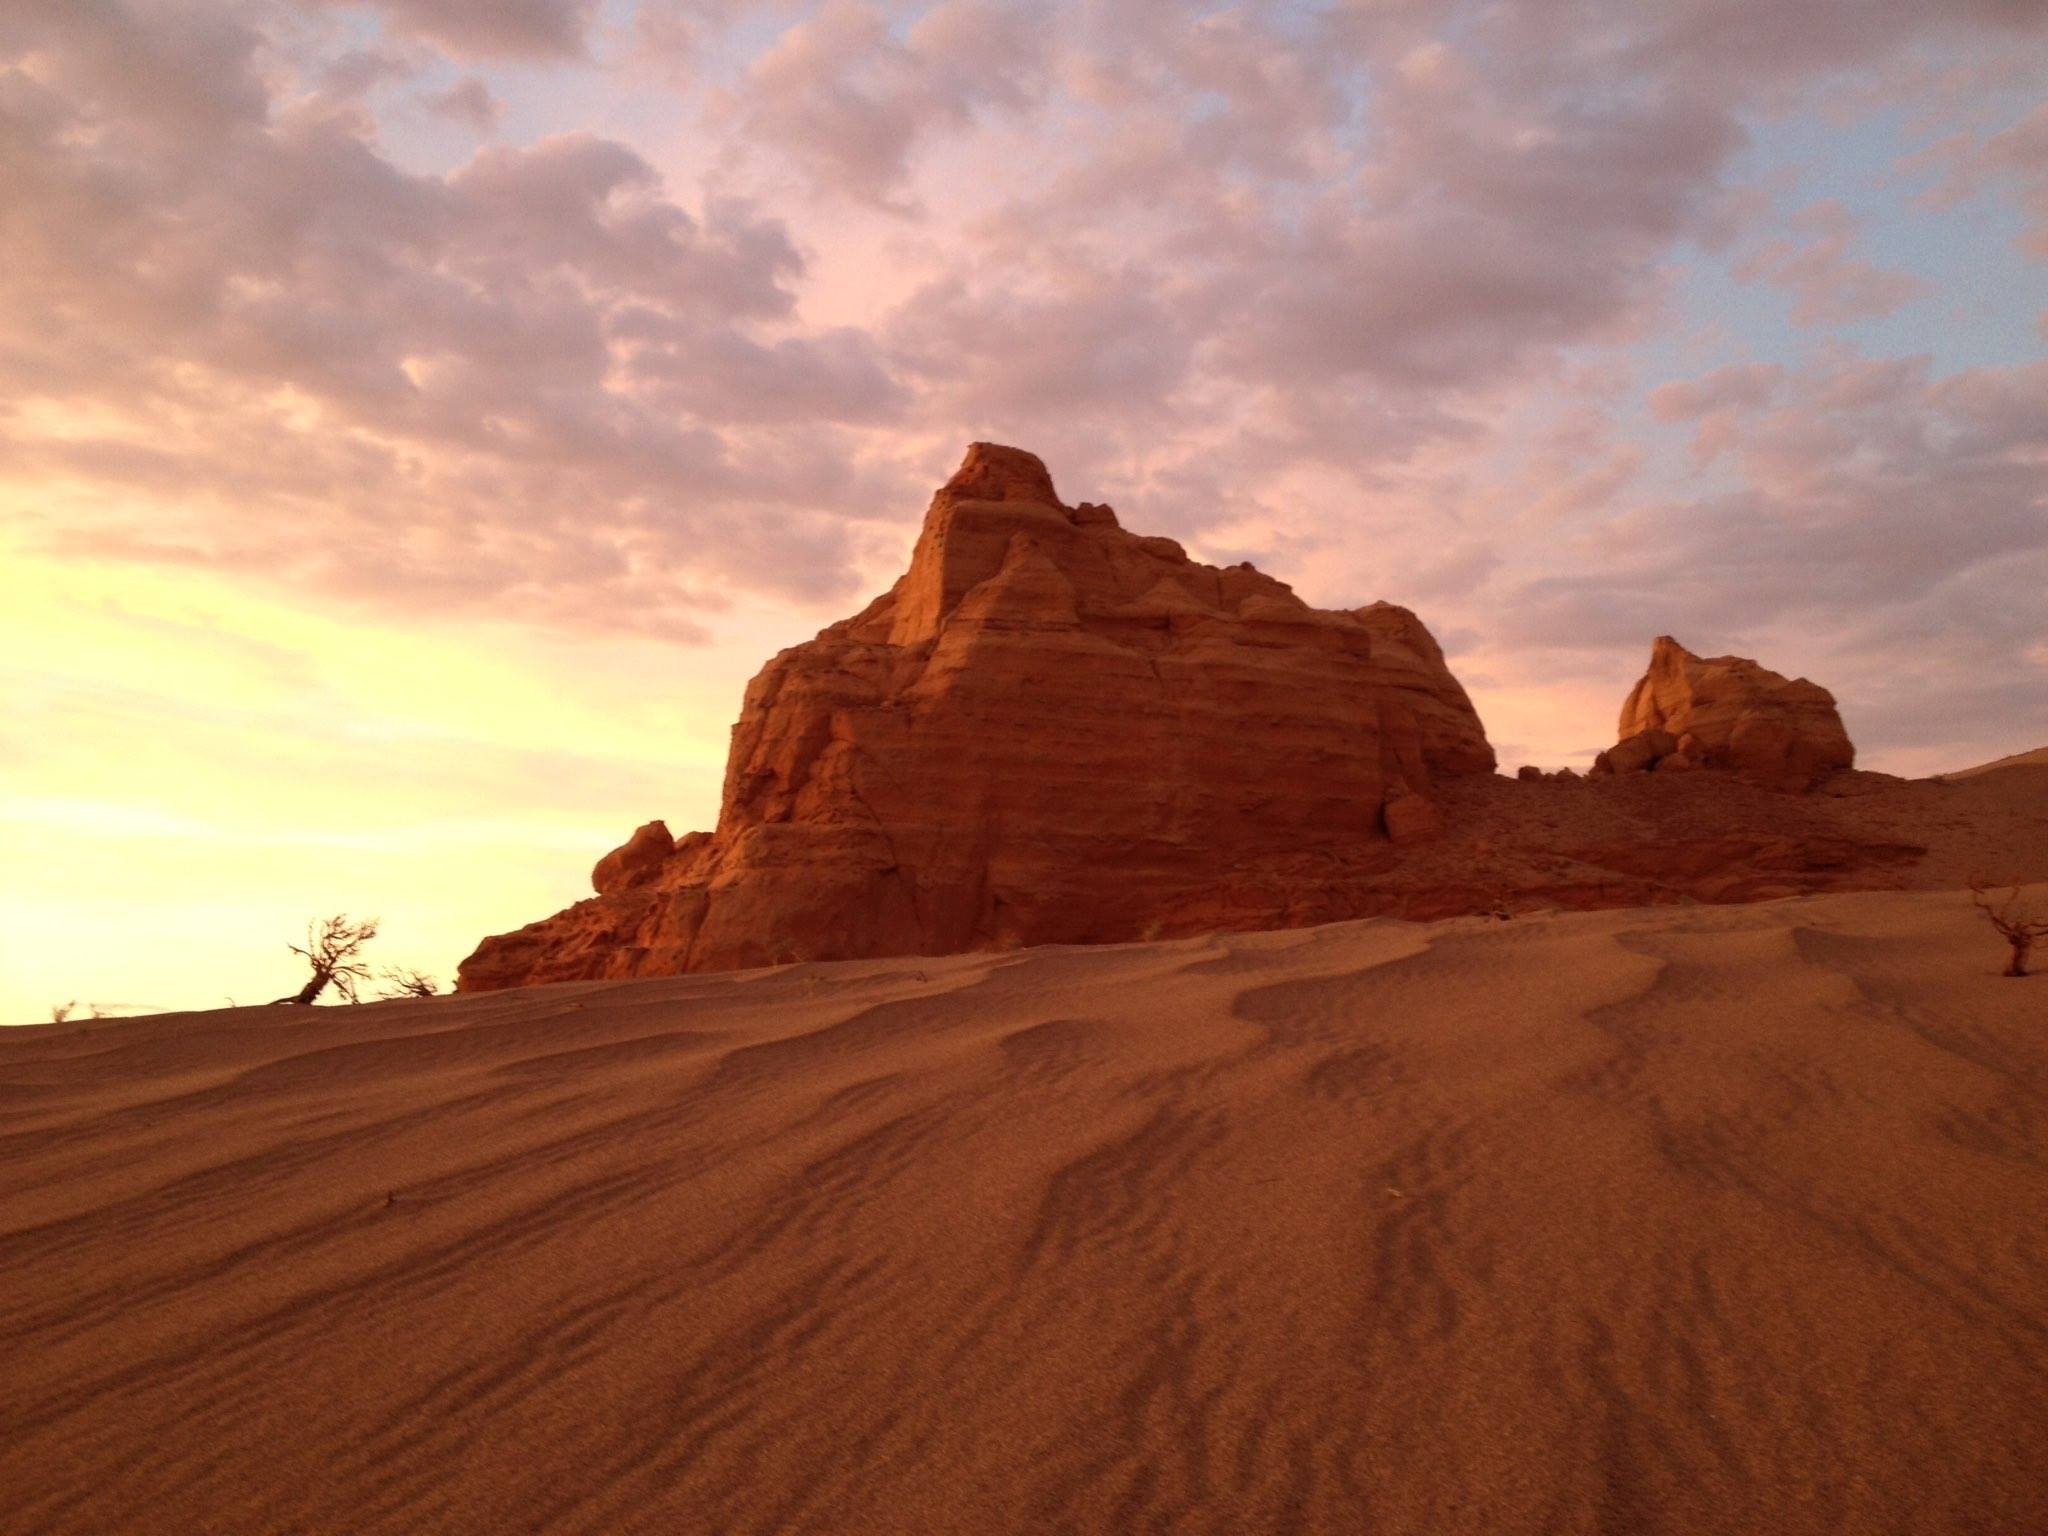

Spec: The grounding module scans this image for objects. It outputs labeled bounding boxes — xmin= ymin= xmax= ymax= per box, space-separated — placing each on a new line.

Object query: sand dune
xmin=3 ymin=888 xmax=2046 ymax=1534
xmin=1948 ymin=745 xmax=2048 ymax=780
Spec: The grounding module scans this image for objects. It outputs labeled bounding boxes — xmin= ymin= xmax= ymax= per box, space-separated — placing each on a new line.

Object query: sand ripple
xmin=3 ymin=891 xmax=2045 ymax=1533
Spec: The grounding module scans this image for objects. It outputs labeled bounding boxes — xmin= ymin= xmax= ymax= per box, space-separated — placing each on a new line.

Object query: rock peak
xmin=892 ymin=443 xmax=1078 ymax=645
xmin=1599 ymin=636 xmax=1854 ymax=790
xmin=940 ymin=442 xmax=1062 ymax=508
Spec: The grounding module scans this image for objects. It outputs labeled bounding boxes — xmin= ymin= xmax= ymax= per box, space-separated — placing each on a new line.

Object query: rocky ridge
xmin=457 ymin=444 xmax=2012 ymax=991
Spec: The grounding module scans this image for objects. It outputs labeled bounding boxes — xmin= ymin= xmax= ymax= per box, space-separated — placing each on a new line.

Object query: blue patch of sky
xmin=1596 ymin=91 xmax=2044 ymax=513
xmin=1672 ymin=102 xmax=2045 ymax=380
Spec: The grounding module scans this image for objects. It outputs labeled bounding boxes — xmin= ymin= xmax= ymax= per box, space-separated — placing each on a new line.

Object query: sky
xmin=2 ymin=0 xmax=2046 ymax=1021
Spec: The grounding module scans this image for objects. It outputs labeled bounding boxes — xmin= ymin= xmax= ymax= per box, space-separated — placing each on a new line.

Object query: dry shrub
xmin=1968 ymin=876 xmax=2048 ymax=978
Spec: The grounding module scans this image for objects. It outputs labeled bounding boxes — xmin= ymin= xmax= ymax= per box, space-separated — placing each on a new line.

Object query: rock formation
xmin=459 ymin=444 xmax=1494 ymax=989
xmin=457 ymin=451 xmax=1957 ymax=991
xmin=1593 ymin=636 xmax=1854 ymax=791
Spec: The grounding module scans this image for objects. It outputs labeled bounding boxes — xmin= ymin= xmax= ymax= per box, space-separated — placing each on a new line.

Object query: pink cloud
xmin=1649 ymin=365 xmax=1786 ymax=421
xmin=716 ymin=0 xmax=1048 ymax=209
xmin=0 ymin=5 xmax=912 ymax=632
xmin=316 ymin=0 xmax=599 ymax=60
xmin=423 ymin=75 xmax=501 ymax=132
xmin=1504 ymin=352 xmax=2048 ymax=676
xmin=1 ymin=0 xmax=2043 ymax=772
xmin=1736 ymin=201 xmax=1930 ymax=326
xmin=1961 ymin=104 xmax=2048 ymax=257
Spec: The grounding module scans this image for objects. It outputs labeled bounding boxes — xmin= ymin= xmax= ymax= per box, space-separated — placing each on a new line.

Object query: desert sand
xmin=1950 ymin=746 xmax=2048 ymax=780
xmin=4 ymin=886 xmax=2046 ymax=1534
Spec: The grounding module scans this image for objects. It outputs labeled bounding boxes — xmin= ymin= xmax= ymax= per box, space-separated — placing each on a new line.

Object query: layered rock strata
xmin=460 ymin=444 xmax=1494 ymax=988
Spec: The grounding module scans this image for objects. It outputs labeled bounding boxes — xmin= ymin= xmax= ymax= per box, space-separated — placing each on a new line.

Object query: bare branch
xmin=377 ymin=967 xmax=439 ymax=1000
xmin=272 ymin=915 xmax=381 ymax=1006
xmin=1967 ymin=875 xmax=2046 ymax=977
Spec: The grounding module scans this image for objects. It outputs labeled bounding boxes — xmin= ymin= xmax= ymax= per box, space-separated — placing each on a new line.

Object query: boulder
xmin=1382 ymin=786 xmax=1444 ymax=846
xmin=1592 ymin=729 xmax=1679 ymax=777
xmin=1614 ymin=637 xmax=1854 ymax=791
xmin=591 ymin=820 xmax=673 ymax=896
xmin=458 ymin=443 xmax=1496 ymax=989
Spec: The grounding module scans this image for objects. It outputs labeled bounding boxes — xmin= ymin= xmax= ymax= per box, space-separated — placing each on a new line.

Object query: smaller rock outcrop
xmin=1595 ymin=637 xmax=1854 ymax=791
xmin=1597 ymin=729 xmax=1678 ymax=778
xmin=592 ymin=821 xmax=675 ymax=896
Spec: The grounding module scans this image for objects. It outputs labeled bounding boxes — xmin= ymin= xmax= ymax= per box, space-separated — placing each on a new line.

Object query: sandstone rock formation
xmin=591 ymin=820 xmax=674 ymax=896
xmin=459 ymin=444 xmax=1495 ymax=989
xmin=1593 ymin=636 xmax=1854 ymax=791
xmin=1380 ymin=781 xmax=1443 ymax=845
xmin=457 ymin=451 xmax=1954 ymax=990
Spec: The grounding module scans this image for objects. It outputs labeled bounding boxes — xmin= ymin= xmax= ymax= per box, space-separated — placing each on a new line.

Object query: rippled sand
xmin=4 ymin=887 xmax=2045 ymax=1534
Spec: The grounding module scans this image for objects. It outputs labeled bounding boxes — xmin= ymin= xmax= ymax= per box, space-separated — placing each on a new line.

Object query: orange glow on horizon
xmin=0 ymin=535 xmax=800 ymax=1022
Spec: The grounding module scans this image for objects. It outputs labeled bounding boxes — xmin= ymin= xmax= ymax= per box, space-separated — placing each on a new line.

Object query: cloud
xmin=881 ymin=0 xmax=2042 ymax=451
xmin=1650 ymin=363 xmax=1787 ymax=458
xmin=318 ymin=45 xmax=424 ymax=100
xmin=717 ymin=0 xmax=1049 ymax=208
xmin=423 ymin=75 xmax=500 ymax=132
xmin=1736 ymin=200 xmax=1930 ymax=325
xmin=0 ymin=2 xmax=911 ymax=633
xmin=871 ymin=0 xmax=1759 ymax=460
xmin=886 ymin=266 xmax=1195 ymax=421
xmin=317 ymin=0 xmax=599 ymax=60
xmin=3 ymin=0 xmax=2045 ymax=734
xmin=1649 ymin=364 xmax=1786 ymax=421
xmin=1501 ymin=352 xmax=2048 ymax=671
xmin=1921 ymin=102 xmax=2048 ymax=258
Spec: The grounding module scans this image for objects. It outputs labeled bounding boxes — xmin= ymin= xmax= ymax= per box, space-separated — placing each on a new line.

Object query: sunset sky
xmin=4 ymin=0 xmax=2046 ymax=1020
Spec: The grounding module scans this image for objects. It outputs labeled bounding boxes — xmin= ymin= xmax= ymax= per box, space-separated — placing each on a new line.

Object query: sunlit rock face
xmin=1595 ymin=636 xmax=1856 ymax=791
xmin=457 ymin=443 xmax=1494 ymax=987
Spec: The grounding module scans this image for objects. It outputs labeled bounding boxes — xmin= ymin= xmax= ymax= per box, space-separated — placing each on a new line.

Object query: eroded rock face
xmin=591 ymin=821 xmax=674 ymax=896
xmin=1381 ymin=785 xmax=1444 ymax=846
xmin=458 ymin=443 xmax=1495 ymax=988
xmin=1596 ymin=636 xmax=1854 ymax=791
xmin=1596 ymin=730 xmax=1678 ymax=779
